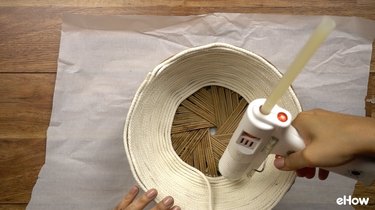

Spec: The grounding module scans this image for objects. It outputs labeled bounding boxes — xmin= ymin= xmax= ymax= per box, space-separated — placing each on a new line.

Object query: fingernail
xmin=275 ymin=155 xmax=282 ymax=159
xmin=129 ymin=185 xmax=138 ymax=195
xmin=274 ymin=157 xmax=285 ymax=169
xmin=172 ymin=206 xmax=181 ymax=210
xmin=146 ymin=189 xmax=157 ymax=198
xmin=162 ymin=196 xmax=173 ymax=207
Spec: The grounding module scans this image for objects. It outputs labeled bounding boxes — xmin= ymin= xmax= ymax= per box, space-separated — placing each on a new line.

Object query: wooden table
xmin=0 ymin=1 xmax=374 ymax=209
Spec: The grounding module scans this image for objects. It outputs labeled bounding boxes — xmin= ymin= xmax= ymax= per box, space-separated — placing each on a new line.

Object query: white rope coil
xmin=124 ymin=43 xmax=302 ymax=210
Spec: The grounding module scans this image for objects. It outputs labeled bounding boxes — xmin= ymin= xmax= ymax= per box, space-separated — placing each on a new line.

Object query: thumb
xmin=274 ymin=151 xmax=309 ymax=171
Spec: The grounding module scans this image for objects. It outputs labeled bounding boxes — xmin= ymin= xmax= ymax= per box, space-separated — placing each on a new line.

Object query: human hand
xmin=273 ymin=109 xmax=375 ymax=179
xmin=115 ymin=185 xmax=181 ymax=210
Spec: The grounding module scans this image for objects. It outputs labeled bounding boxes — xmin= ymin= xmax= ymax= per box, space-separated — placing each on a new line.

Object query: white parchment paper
xmin=27 ymin=13 xmax=375 ymax=210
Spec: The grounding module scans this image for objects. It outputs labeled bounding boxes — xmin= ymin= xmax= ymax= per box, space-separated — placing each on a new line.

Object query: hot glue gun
xmin=218 ymin=98 xmax=375 ymax=185
xmin=219 ymin=17 xmax=375 ymax=185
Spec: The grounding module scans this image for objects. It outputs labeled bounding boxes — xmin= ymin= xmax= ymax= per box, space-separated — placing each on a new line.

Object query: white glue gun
xmin=219 ymin=17 xmax=375 ymax=185
xmin=218 ymin=98 xmax=375 ymax=185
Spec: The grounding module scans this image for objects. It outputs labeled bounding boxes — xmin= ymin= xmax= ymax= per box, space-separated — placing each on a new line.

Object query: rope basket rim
xmin=124 ymin=43 xmax=302 ymax=210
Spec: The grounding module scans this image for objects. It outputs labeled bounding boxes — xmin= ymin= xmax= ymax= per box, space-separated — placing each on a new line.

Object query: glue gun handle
xmin=276 ymin=126 xmax=375 ymax=185
xmin=272 ymin=125 xmax=305 ymax=156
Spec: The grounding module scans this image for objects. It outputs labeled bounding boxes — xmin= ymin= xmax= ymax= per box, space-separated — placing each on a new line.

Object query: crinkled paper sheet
xmin=27 ymin=13 xmax=375 ymax=210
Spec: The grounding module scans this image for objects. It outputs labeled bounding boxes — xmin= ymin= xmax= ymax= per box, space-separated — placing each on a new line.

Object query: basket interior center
xmin=171 ymin=85 xmax=248 ymax=177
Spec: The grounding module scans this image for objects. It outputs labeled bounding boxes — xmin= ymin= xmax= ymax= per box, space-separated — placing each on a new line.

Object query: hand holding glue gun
xmin=219 ymin=98 xmax=375 ymax=185
xmin=274 ymin=109 xmax=375 ymax=181
xmin=218 ymin=16 xmax=375 ymax=185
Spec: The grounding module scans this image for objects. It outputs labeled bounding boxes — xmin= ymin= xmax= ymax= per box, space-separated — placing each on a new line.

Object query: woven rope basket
xmin=124 ymin=43 xmax=302 ymax=210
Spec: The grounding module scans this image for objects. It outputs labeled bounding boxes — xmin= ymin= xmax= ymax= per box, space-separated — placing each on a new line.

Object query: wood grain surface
xmin=0 ymin=1 xmax=374 ymax=209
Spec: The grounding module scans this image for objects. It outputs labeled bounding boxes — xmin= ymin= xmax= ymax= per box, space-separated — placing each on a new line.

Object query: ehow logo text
xmin=336 ymin=195 xmax=369 ymax=206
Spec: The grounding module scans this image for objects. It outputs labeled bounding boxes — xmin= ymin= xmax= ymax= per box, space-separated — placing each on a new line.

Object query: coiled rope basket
xmin=124 ymin=43 xmax=302 ymax=210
